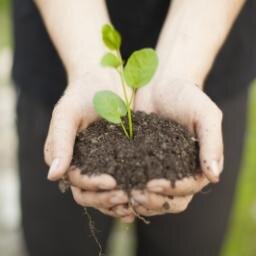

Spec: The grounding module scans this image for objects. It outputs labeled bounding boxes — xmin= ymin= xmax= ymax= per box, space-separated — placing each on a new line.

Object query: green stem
xmin=128 ymin=89 xmax=136 ymax=107
xmin=117 ymin=50 xmax=133 ymax=140
xmin=120 ymin=120 xmax=130 ymax=139
xmin=127 ymin=107 xmax=133 ymax=139
xmin=117 ymin=51 xmax=129 ymax=104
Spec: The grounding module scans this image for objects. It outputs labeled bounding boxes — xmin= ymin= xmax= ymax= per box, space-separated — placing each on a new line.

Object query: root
xmin=58 ymin=177 xmax=104 ymax=255
xmin=129 ymin=200 xmax=150 ymax=225
xmin=58 ymin=175 xmax=149 ymax=253
xmin=58 ymin=175 xmax=71 ymax=193
xmin=84 ymin=207 xmax=104 ymax=256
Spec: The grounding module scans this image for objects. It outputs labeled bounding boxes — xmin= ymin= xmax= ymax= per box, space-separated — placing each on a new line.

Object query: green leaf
xmin=101 ymin=52 xmax=122 ymax=68
xmin=124 ymin=48 xmax=158 ymax=89
xmin=102 ymin=24 xmax=121 ymax=50
xmin=93 ymin=90 xmax=127 ymax=124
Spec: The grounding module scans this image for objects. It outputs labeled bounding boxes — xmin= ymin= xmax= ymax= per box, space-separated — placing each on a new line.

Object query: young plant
xmin=93 ymin=24 xmax=158 ymax=140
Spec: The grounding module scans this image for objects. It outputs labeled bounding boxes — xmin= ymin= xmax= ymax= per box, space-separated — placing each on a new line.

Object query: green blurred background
xmin=0 ymin=1 xmax=255 ymax=255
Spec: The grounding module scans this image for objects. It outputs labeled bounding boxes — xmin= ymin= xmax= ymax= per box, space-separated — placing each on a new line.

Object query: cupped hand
xmin=44 ymin=73 xmax=134 ymax=222
xmin=68 ymin=168 xmax=135 ymax=223
xmin=132 ymin=78 xmax=223 ymax=216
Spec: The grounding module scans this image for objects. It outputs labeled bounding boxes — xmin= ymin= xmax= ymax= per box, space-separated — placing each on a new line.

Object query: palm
xmin=131 ymin=78 xmax=223 ymax=215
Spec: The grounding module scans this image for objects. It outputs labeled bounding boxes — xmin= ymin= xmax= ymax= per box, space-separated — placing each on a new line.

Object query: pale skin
xmin=35 ymin=0 xmax=245 ymax=221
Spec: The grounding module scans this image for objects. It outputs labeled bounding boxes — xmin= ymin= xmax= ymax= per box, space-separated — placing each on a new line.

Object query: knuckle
xmin=216 ymin=108 xmax=223 ymax=121
xmin=44 ymin=154 xmax=51 ymax=166
xmin=211 ymin=104 xmax=223 ymax=121
xmin=90 ymin=193 xmax=109 ymax=208
xmin=51 ymin=98 xmax=72 ymax=122
xmin=80 ymin=195 xmax=94 ymax=208
xmin=170 ymin=200 xmax=188 ymax=214
xmin=52 ymin=100 xmax=63 ymax=119
xmin=181 ymin=188 xmax=195 ymax=196
xmin=51 ymin=97 xmax=81 ymax=128
xmin=178 ymin=200 xmax=189 ymax=212
xmin=88 ymin=178 xmax=104 ymax=190
xmin=218 ymin=109 xmax=223 ymax=120
xmin=173 ymin=206 xmax=186 ymax=214
xmin=44 ymin=141 xmax=51 ymax=166
xmin=82 ymin=192 xmax=98 ymax=208
xmin=43 ymin=143 xmax=48 ymax=156
xmin=73 ymin=190 xmax=96 ymax=208
xmin=100 ymin=196 xmax=111 ymax=208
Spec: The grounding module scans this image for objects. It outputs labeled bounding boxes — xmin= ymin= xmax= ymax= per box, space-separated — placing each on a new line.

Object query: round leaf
xmin=93 ymin=90 xmax=127 ymax=124
xmin=124 ymin=48 xmax=158 ymax=89
xmin=102 ymin=24 xmax=121 ymax=50
xmin=101 ymin=52 xmax=122 ymax=68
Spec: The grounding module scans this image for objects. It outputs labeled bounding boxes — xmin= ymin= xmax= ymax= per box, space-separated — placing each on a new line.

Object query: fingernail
xmin=134 ymin=194 xmax=147 ymax=204
xmin=48 ymin=158 xmax=60 ymax=179
xmin=210 ymin=160 xmax=220 ymax=177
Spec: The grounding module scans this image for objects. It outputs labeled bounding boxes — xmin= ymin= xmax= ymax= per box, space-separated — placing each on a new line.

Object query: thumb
xmin=47 ymin=103 xmax=81 ymax=181
xmin=196 ymin=104 xmax=224 ymax=183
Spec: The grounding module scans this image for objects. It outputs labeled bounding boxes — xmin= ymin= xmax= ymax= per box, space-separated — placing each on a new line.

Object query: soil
xmin=72 ymin=111 xmax=200 ymax=190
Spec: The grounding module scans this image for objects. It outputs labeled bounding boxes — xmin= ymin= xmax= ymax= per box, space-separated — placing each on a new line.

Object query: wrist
xmin=67 ymin=67 xmax=119 ymax=88
xmin=161 ymin=71 xmax=204 ymax=90
xmin=154 ymin=66 xmax=204 ymax=90
xmin=65 ymin=69 xmax=124 ymax=105
xmin=155 ymin=31 xmax=213 ymax=89
xmin=67 ymin=57 xmax=108 ymax=84
xmin=154 ymin=48 xmax=206 ymax=89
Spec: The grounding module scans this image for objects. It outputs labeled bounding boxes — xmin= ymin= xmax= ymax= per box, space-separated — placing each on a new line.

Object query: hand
xmin=44 ymin=74 xmax=134 ymax=222
xmin=68 ymin=168 xmax=135 ymax=223
xmin=132 ymin=78 xmax=223 ymax=216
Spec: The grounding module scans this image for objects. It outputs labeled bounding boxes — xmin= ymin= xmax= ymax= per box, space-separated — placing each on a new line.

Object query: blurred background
xmin=0 ymin=1 xmax=256 ymax=255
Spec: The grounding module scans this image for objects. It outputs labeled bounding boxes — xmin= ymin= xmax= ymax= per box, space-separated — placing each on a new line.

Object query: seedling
xmin=93 ymin=24 xmax=158 ymax=140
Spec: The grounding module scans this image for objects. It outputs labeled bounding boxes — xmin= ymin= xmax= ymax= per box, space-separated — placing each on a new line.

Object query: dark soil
xmin=72 ymin=112 xmax=200 ymax=190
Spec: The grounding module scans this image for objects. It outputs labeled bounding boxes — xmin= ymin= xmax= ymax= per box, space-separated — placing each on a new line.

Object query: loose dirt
xmin=72 ymin=111 xmax=200 ymax=190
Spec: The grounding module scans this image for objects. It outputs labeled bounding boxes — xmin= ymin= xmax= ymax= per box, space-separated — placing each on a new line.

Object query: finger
xmin=44 ymin=130 xmax=52 ymax=166
xmin=98 ymin=208 xmax=135 ymax=222
xmin=219 ymin=154 xmax=224 ymax=174
xmin=107 ymin=205 xmax=136 ymax=223
xmin=147 ymin=176 xmax=209 ymax=196
xmin=120 ymin=215 xmax=135 ymax=224
xmin=134 ymin=205 xmax=161 ymax=216
xmin=112 ymin=205 xmax=133 ymax=217
xmin=68 ymin=168 xmax=116 ymax=190
xmin=47 ymin=99 xmax=84 ymax=181
xmin=132 ymin=190 xmax=170 ymax=211
xmin=98 ymin=208 xmax=119 ymax=218
xmin=196 ymin=102 xmax=224 ymax=183
xmin=71 ymin=186 xmax=128 ymax=209
xmin=132 ymin=190 xmax=193 ymax=214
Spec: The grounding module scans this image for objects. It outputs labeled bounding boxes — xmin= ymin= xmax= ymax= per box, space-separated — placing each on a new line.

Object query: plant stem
xmin=128 ymin=89 xmax=136 ymax=107
xmin=117 ymin=50 xmax=133 ymax=140
xmin=117 ymin=51 xmax=129 ymax=104
xmin=120 ymin=120 xmax=130 ymax=139
xmin=127 ymin=107 xmax=133 ymax=139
